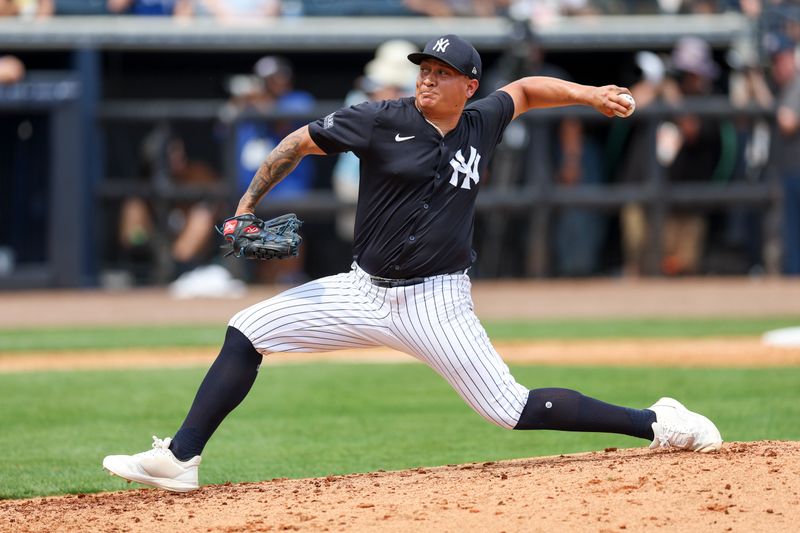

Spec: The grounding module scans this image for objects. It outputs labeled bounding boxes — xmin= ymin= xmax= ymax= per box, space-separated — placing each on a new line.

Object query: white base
xmin=762 ymin=327 xmax=800 ymax=347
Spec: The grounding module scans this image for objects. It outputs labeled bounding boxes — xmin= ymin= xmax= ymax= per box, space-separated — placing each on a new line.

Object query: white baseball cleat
xmin=103 ymin=436 xmax=201 ymax=492
xmin=648 ymin=397 xmax=723 ymax=453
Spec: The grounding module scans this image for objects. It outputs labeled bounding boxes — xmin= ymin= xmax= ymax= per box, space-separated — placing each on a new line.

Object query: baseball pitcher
xmin=103 ymin=34 xmax=721 ymax=492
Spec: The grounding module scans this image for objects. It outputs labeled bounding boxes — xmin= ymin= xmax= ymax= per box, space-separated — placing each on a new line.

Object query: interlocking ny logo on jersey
xmin=433 ymin=38 xmax=450 ymax=53
xmin=449 ymin=146 xmax=481 ymax=190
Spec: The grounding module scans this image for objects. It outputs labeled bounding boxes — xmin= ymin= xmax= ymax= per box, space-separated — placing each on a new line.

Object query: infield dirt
xmin=2 ymin=441 xmax=798 ymax=532
xmin=2 ymin=277 xmax=800 ymax=328
xmin=2 ymin=337 xmax=800 ymax=373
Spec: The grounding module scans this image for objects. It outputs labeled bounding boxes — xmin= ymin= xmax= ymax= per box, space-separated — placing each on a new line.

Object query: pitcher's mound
xmin=2 ymin=441 xmax=798 ymax=532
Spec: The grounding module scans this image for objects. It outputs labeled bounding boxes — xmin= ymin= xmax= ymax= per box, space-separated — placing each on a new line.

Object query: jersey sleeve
xmin=308 ymin=100 xmax=380 ymax=156
xmin=465 ymin=90 xmax=516 ymax=148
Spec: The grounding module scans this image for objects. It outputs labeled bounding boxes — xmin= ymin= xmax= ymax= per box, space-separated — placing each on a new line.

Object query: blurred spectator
xmin=219 ymin=55 xmax=314 ymax=282
xmin=600 ymin=1 xmax=661 ymax=14
xmin=37 ymin=0 xmax=130 ymax=15
xmin=119 ymin=126 xmax=224 ymax=281
xmin=543 ymin=70 xmax=606 ymax=274
xmin=0 ymin=0 xmax=36 ymax=16
xmin=724 ymin=36 xmax=773 ymax=272
xmin=526 ymin=40 xmax=607 ymax=276
xmin=681 ymin=0 xmax=719 ymax=14
xmin=0 ymin=55 xmax=25 ymax=84
xmin=488 ymin=34 xmax=607 ymax=275
xmin=509 ymin=0 xmax=599 ymax=25
xmin=613 ymin=50 xmax=671 ymax=276
xmin=561 ymin=0 xmax=738 ymax=15
xmin=617 ymin=37 xmax=736 ymax=276
xmin=192 ymin=0 xmax=280 ymax=18
xmin=221 ymin=55 xmax=315 ymax=198
xmin=664 ymin=36 xmax=737 ymax=274
xmin=728 ymin=37 xmax=773 ymax=112
xmin=36 ymin=0 xmax=191 ymax=15
xmin=404 ymin=0 xmax=509 ymax=16
xmin=123 ymin=0 xmax=192 ymax=16
xmin=767 ymin=34 xmax=800 ymax=274
xmin=331 ymin=39 xmax=418 ymax=241
xmin=736 ymin=0 xmax=761 ymax=18
xmin=301 ymin=0 xmax=413 ymax=16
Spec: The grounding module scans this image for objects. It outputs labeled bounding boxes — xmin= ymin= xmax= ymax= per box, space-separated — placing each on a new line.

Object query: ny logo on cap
xmin=433 ymin=38 xmax=450 ymax=53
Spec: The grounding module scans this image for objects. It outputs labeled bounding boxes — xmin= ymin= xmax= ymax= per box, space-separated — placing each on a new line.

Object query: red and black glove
xmin=217 ymin=213 xmax=303 ymax=260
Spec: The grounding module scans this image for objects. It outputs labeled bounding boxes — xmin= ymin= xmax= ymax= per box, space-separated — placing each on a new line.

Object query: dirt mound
xmin=3 ymin=441 xmax=798 ymax=532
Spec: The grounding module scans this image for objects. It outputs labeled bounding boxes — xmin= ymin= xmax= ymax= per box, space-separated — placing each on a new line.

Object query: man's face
xmin=680 ymin=71 xmax=712 ymax=95
xmin=264 ymin=73 xmax=291 ymax=98
xmin=772 ymin=50 xmax=797 ymax=88
xmin=415 ymin=58 xmax=477 ymax=114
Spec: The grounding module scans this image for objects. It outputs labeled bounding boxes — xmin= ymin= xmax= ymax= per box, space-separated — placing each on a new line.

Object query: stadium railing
xmin=95 ymin=97 xmax=780 ymax=281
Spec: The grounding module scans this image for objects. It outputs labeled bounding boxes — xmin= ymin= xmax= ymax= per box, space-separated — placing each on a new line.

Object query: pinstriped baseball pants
xmin=230 ymin=263 xmax=529 ymax=429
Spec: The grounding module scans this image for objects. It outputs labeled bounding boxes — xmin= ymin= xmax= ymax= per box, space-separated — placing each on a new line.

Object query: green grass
xmin=1 ymin=363 xmax=798 ymax=499
xmin=1 ymin=316 xmax=799 ymax=352
xmin=0 ymin=325 xmax=229 ymax=352
xmin=485 ymin=317 xmax=800 ymax=340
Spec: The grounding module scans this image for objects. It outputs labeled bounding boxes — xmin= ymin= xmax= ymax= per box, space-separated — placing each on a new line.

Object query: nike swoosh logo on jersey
xmin=395 ymin=134 xmax=415 ymax=142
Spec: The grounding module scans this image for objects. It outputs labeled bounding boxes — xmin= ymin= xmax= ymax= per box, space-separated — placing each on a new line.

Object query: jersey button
xmin=409 ymin=235 xmax=416 ymax=242
xmin=394 ymin=265 xmax=400 ymax=271
xmin=434 ymin=173 xmax=440 ymax=180
xmin=423 ymin=203 xmax=429 ymax=209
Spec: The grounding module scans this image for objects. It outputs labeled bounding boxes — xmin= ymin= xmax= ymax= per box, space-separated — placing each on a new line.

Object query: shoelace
xmin=139 ymin=435 xmax=173 ymax=457
xmin=151 ymin=436 xmax=169 ymax=448
xmin=654 ymin=424 xmax=694 ymax=449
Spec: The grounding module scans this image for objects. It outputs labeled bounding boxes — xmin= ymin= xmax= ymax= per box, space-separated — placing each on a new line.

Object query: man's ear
xmin=466 ymin=79 xmax=479 ymax=98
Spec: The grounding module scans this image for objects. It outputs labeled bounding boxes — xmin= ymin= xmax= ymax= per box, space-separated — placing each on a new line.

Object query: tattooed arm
xmin=236 ymin=125 xmax=325 ymax=215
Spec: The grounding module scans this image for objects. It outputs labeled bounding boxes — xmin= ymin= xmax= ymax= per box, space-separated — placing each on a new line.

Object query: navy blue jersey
xmin=309 ymin=91 xmax=515 ymax=278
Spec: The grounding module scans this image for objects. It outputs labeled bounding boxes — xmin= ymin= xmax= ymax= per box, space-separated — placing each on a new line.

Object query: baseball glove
xmin=217 ymin=213 xmax=303 ymax=260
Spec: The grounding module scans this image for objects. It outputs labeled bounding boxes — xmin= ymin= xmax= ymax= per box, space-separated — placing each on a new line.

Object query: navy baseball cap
xmin=408 ymin=34 xmax=482 ymax=81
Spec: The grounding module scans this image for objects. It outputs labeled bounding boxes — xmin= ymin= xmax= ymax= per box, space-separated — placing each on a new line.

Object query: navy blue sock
xmin=169 ymin=326 xmax=262 ymax=461
xmin=514 ymin=388 xmax=656 ymax=441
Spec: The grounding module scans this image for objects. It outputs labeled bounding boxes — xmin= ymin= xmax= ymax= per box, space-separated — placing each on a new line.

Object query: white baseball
xmin=615 ymin=93 xmax=635 ymax=118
